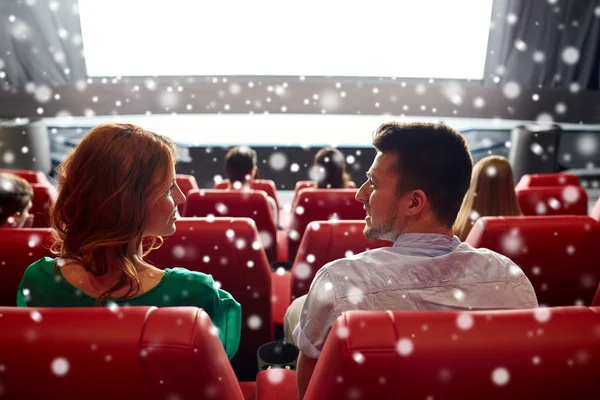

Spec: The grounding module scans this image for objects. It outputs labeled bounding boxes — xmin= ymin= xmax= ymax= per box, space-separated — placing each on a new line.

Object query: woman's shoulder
xmin=22 ymin=256 xmax=57 ymax=279
xmin=163 ymin=267 xmax=219 ymax=288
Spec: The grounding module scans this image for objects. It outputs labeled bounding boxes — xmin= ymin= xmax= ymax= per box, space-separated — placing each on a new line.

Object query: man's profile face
xmin=355 ymin=151 xmax=405 ymax=241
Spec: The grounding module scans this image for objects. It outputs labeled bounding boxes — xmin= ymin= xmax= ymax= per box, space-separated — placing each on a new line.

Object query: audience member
xmin=224 ymin=146 xmax=278 ymax=224
xmin=313 ymin=147 xmax=351 ymax=189
xmin=0 ymin=172 xmax=34 ymax=228
xmin=289 ymin=122 xmax=538 ymax=398
xmin=454 ymin=155 xmax=522 ymax=241
xmin=17 ymin=123 xmax=241 ymax=359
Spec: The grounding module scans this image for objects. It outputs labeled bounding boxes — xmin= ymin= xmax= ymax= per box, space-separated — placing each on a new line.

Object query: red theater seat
xmin=175 ymin=174 xmax=199 ymax=214
xmin=304 ymin=308 xmax=600 ymax=400
xmin=145 ymin=217 xmax=272 ymax=381
xmin=515 ymin=172 xmax=579 ymax=190
xmin=291 ymin=180 xmax=356 ymax=207
xmin=30 ymin=183 xmax=57 ymax=228
xmin=0 ymin=306 xmax=254 ymax=399
xmin=287 ymin=188 xmax=365 ymax=262
xmin=182 ymin=189 xmax=280 ymax=262
xmin=466 ymin=216 xmax=600 ymax=306
xmin=215 ymin=179 xmax=280 ymax=210
xmin=291 ymin=220 xmax=390 ymax=300
xmin=516 ymin=185 xmax=587 ymax=216
xmin=0 ymin=168 xmax=50 ymax=185
xmin=0 ymin=228 xmax=53 ymax=306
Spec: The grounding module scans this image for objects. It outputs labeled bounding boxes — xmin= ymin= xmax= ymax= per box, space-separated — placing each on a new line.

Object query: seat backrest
xmin=291 ymin=220 xmax=390 ymax=299
xmin=306 ymin=307 xmax=600 ymax=400
xmin=145 ymin=217 xmax=272 ymax=381
xmin=591 ymin=196 xmax=600 ymax=222
xmin=215 ymin=179 xmax=280 ymax=210
xmin=515 ymin=172 xmax=579 ymax=190
xmin=30 ymin=183 xmax=57 ymax=227
xmin=516 ymin=185 xmax=587 ymax=216
xmin=466 ymin=216 xmax=600 ymax=306
xmin=0 ymin=306 xmax=244 ymax=400
xmin=288 ymin=188 xmax=365 ymax=262
xmin=292 ymin=180 xmax=356 ymax=208
xmin=182 ymin=189 xmax=278 ymax=262
xmin=0 ymin=228 xmax=54 ymax=306
xmin=0 ymin=168 xmax=50 ymax=185
xmin=175 ymin=174 xmax=199 ymax=214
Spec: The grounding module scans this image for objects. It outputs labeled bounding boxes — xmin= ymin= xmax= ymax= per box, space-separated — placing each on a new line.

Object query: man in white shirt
xmin=290 ymin=122 xmax=538 ymax=398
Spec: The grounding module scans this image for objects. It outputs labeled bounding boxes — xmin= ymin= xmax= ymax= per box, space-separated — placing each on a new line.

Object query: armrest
xmin=256 ymin=369 xmax=297 ymax=400
xmin=271 ymin=270 xmax=292 ymax=326
xmin=276 ymin=229 xmax=289 ymax=262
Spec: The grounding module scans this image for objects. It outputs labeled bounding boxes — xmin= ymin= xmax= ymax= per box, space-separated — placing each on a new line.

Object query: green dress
xmin=16 ymin=257 xmax=241 ymax=360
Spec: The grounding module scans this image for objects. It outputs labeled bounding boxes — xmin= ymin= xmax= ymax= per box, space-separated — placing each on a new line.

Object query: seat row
xmin=0 ymin=305 xmax=598 ymax=399
xmin=2 ymin=214 xmax=600 ymax=379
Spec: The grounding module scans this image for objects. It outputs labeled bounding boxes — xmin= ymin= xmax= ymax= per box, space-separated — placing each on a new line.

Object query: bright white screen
xmin=79 ymin=0 xmax=493 ymax=79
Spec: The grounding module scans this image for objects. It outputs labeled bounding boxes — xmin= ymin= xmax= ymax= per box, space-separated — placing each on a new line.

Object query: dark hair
xmin=225 ymin=146 xmax=257 ymax=183
xmin=314 ymin=147 xmax=350 ymax=189
xmin=372 ymin=122 xmax=472 ymax=227
xmin=0 ymin=172 xmax=34 ymax=225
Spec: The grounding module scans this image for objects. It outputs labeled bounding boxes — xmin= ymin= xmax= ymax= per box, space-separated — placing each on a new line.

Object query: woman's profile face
xmin=144 ymin=164 xmax=186 ymax=237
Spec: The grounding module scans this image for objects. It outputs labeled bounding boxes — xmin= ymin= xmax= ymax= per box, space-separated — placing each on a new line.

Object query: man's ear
xmin=405 ymin=189 xmax=428 ymax=216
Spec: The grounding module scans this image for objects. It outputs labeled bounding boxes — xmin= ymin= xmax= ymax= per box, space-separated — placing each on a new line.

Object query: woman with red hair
xmin=16 ymin=123 xmax=241 ymax=359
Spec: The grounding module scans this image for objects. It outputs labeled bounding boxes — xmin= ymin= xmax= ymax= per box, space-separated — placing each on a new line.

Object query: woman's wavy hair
xmin=50 ymin=123 xmax=176 ymax=304
xmin=454 ymin=155 xmax=522 ymax=241
xmin=314 ymin=147 xmax=351 ymax=189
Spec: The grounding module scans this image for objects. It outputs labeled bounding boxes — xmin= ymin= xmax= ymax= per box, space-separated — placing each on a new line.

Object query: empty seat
xmin=291 ymin=220 xmax=390 ymax=300
xmin=305 ymin=308 xmax=600 ymax=399
xmin=0 ymin=227 xmax=53 ymax=306
xmin=145 ymin=217 xmax=272 ymax=381
xmin=175 ymin=174 xmax=199 ymax=214
xmin=466 ymin=216 xmax=600 ymax=306
xmin=0 ymin=306 xmax=253 ymax=399
xmin=215 ymin=179 xmax=280 ymax=210
xmin=516 ymin=185 xmax=588 ymax=216
xmin=30 ymin=184 xmax=57 ymax=228
xmin=287 ymin=188 xmax=365 ymax=262
xmin=515 ymin=172 xmax=579 ymax=189
xmin=0 ymin=168 xmax=50 ymax=185
xmin=182 ymin=189 xmax=279 ymax=262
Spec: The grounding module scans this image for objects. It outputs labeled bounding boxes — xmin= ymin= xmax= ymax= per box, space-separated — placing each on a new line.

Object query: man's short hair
xmin=0 ymin=172 xmax=34 ymax=225
xmin=372 ymin=122 xmax=472 ymax=227
xmin=225 ymin=146 xmax=257 ymax=183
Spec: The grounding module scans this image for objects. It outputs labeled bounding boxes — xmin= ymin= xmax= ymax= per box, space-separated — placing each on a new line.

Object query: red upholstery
xmin=0 ymin=306 xmax=247 ymax=399
xmin=305 ymin=308 xmax=600 ymax=400
xmin=0 ymin=168 xmax=50 ymax=185
xmin=215 ymin=179 xmax=280 ymax=210
xmin=182 ymin=189 xmax=279 ymax=262
xmin=466 ymin=216 xmax=600 ymax=306
xmin=145 ymin=217 xmax=272 ymax=381
xmin=516 ymin=186 xmax=588 ymax=216
xmin=515 ymin=172 xmax=579 ymax=190
xmin=256 ymin=369 xmax=297 ymax=400
xmin=291 ymin=180 xmax=356 ymax=208
xmin=0 ymin=228 xmax=53 ymax=306
xmin=591 ymin=197 xmax=600 ymax=222
xmin=592 ymin=284 xmax=600 ymax=306
xmin=291 ymin=220 xmax=390 ymax=300
xmin=271 ymin=269 xmax=292 ymax=326
xmin=288 ymin=188 xmax=365 ymax=262
xmin=175 ymin=174 xmax=199 ymax=214
xmin=30 ymin=183 xmax=57 ymax=227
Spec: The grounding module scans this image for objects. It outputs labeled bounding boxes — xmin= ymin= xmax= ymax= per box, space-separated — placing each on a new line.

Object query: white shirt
xmin=293 ymin=233 xmax=538 ymax=359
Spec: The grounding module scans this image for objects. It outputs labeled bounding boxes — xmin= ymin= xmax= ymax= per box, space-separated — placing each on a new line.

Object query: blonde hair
xmin=50 ymin=123 xmax=176 ymax=304
xmin=454 ymin=156 xmax=522 ymax=241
